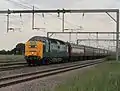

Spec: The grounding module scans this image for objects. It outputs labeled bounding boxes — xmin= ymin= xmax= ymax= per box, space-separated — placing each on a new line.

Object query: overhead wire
xmin=6 ymin=0 xmax=32 ymax=9
xmin=5 ymin=0 xmax=83 ymax=39
xmin=5 ymin=0 xmax=42 ymax=32
xmin=16 ymin=0 xmax=83 ymax=39
xmin=5 ymin=0 xmax=52 ymax=33
xmin=8 ymin=0 xmax=81 ymax=29
xmin=19 ymin=0 xmax=81 ymax=27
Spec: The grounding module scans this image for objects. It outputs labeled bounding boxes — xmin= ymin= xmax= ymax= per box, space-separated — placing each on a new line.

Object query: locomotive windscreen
xmin=29 ymin=36 xmax=47 ymax=42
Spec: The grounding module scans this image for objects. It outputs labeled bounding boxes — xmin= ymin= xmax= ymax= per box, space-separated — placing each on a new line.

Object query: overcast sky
xmin=0 ymin=0 xmax=119 ymax=50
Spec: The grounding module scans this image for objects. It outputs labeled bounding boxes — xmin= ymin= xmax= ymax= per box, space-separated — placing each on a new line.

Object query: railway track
xmin=0 ymin=62 xmax=27 ymax=72
xmin=0 ymin=59 xmax=104 ymax=88
xmin=0 ymin=60 xmax=24 ymax=64
xmin=0 ymin=62 xmax=26 ymax=66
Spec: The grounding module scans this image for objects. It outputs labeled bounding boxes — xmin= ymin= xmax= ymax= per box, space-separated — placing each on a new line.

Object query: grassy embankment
xmin=54 ymin=59 xmax=120 ymax=91
xmin=0 ymin=55 xmax=25 ymax=62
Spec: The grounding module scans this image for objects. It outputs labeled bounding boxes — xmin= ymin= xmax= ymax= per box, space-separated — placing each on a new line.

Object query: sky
xmin=0 ymin=0 xmax=119 ymax=50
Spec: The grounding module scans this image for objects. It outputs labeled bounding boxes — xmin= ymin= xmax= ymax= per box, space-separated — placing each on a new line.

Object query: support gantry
xmin=0 ymin=9 xmax=118 ymax=61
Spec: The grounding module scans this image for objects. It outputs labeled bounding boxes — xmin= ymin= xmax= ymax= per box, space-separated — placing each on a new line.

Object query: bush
xmin=105 ymin=56 xmax=116 ymax=61
xmin=105 ymin=56 xmax=120 ymax=61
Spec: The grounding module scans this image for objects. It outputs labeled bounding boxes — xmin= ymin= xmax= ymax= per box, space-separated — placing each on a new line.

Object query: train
xmin=24 ymin=36 xmax=110 ymax=66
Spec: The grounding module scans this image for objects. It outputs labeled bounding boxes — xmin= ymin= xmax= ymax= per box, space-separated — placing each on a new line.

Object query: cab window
xmin=43 ymin=44 xmax=45 ymax=53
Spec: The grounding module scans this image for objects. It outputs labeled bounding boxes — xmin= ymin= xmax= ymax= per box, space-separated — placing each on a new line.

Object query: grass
xmin=105 ymin=56 xmax=120 ymax=61
xmin=105 ymin=56 xmax=116 ymax=61
xmin=54 ymin=61 xmax=120 ymax=91
xmin=0 ymin=55 xmax=25 ymax=62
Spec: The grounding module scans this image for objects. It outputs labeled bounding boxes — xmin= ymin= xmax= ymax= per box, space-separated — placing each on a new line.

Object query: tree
xmin=15 ymin=43 xmax=25 ymax=55
xmin=0 ymin=50 xmax=6 ymax=54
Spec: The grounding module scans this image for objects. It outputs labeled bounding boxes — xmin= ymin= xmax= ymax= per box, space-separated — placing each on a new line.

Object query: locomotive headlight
xmin=32 ymin=52 xmax=34 ymax=54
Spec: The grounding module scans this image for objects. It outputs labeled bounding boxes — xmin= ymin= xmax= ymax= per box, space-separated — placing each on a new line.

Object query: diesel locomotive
xmin=24 ymin=36 xmax=110 ymax=65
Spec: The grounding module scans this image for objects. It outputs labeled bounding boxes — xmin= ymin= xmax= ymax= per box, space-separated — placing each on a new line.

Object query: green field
xmin=0 ymin=55 xmax=25 ymax=62
xmin=54 ymin=61 xmax=120 ymax=91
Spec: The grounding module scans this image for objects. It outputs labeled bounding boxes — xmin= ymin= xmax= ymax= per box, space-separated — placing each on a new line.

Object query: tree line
xmin=0 ymin=43 xmax=25 ymax=55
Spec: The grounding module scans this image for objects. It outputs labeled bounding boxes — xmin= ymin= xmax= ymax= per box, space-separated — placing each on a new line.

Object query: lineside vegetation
xmin=54 ymin=61 xmax=120 ymax=91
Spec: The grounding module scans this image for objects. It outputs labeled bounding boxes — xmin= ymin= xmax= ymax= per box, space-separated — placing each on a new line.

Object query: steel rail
xmin=0 ymin=62 xmax=26 ymax=67
xmin=0 ymin=64 xmax=27 ymax=72
xmin=0 ymin=59 xmax=104 ymax=88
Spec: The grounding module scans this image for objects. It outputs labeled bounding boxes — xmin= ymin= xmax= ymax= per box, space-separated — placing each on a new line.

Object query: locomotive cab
xmin=25 ymin=41 xmax=43 ymax=65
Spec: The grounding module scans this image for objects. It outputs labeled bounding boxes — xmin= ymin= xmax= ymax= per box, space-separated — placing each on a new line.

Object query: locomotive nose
xmin=30 ymin=51 xmax=37 ymax=56
xmin=25 ymin=41 xmax=43 ymax=61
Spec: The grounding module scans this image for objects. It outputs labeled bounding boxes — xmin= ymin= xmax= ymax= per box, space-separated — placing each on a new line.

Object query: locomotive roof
xmin=29 ymin=36 xmax=47 ymax=41
xmin=29 ymin=36 xmax=66 ymax=44
xmin=70 ymin=43 xmax=108 ymax=51
xmin=29 ymin=36 xmax=110 ymax=52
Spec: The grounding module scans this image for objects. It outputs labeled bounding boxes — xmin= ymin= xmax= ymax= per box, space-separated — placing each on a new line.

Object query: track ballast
xmin=0 ymin=59 xmax=104 ymax=88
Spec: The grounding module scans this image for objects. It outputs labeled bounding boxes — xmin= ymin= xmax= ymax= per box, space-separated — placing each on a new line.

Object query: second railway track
xmin=0 ymin=59 xmax=104 ymax=88
xmin=0 ymin=62 xmax=27 ymax=72
xmin=0 ymin=62 xmax=26 ymax=67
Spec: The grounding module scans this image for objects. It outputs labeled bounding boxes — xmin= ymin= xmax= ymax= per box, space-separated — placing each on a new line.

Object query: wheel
xmin=28 ymin=61 xmax=31 ymax=66
xmin=42 ymin=57 xmax=50 ymax=65
xmin=45 ymin=58 xmax=50 ymax=65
